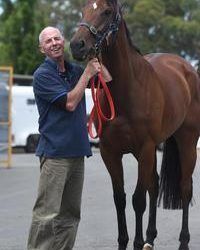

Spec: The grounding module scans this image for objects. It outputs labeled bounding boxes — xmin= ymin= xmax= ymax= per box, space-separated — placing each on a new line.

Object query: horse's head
xmin=70 ymin=0 xmax=121 ymax=61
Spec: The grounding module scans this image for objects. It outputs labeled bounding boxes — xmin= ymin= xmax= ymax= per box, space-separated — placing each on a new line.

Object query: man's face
xmin=40 ymin=28 xmax=65 ymax=60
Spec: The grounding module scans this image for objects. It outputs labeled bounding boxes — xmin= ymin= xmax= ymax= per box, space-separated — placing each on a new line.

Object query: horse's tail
xmin=158 ymin=136 xmax=182 ymax=209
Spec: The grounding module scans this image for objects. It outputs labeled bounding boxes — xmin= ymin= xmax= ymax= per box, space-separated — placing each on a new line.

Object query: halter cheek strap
xmin=78 ymin=13 xmax=121 ymax=54
xmin=79 ymin=22 xmax=98 ymax=36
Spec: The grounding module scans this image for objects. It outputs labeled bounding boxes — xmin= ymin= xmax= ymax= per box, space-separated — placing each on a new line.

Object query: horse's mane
xmin=107 ymin=0 xmax=142 ymax=55
xmin=123 ymin=21 xmax=142 ymax=55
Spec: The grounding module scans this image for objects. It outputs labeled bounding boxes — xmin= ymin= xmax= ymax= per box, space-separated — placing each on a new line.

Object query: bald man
xmin=27 ymin=26 xmax=110 ymax=250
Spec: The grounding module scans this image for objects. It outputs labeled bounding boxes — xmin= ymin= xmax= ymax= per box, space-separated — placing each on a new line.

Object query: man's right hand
xmin=84 ymin=58 xmax=101 ymax=81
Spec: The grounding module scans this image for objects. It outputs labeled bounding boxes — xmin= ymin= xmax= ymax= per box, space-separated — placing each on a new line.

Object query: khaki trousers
xmin=27 ymin=157 xmax=84 ymax=250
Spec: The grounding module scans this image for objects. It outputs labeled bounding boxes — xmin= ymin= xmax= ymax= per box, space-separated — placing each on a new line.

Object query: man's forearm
xmin=66 ymin=72 xmax=90 ymax=111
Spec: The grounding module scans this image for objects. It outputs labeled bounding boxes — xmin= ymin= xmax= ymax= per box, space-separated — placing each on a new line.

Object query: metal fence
xmin=0 ymin=67 xmax=13 ymax=168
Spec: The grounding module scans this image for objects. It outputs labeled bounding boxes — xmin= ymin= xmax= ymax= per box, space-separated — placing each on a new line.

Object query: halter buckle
xmin=90 ymin=26 xmax=98 ymax=35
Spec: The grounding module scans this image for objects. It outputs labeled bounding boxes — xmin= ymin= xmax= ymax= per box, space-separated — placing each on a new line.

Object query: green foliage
xmin=125 ymin=0 xmax=200 ymax=59
xmin=0 ymin=0 xmax=200 ymax=74
xmin=125 ymin=0 xmax=165 ymax=53
xmin=0 ymin=0 xmax=49 ymax=74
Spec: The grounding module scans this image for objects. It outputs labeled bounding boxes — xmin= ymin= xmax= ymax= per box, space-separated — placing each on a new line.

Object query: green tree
xmin=125 ymin=0 xmax=200 ymax=60
xmin=0 ymin=0 xmax=49 ymax=74
xmin=1 ymin=0 xmax=200 ymax=74
xmin=0 ymin=0 xmax=85 ymax=73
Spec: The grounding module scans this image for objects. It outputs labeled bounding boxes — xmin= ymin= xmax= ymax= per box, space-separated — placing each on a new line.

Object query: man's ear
xmin=39 ymin=45 xmax=45 ymax=54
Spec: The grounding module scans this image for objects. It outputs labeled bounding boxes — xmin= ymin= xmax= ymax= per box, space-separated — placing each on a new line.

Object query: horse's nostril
xmin=79 ymin=40 xmax=85 ymax=49
xmin=70 ymin=39 xmax=85 ymax=52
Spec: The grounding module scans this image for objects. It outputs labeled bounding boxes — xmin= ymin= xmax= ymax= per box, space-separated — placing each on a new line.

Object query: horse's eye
xmin=104 ymin=9 xmax=112 ymax=16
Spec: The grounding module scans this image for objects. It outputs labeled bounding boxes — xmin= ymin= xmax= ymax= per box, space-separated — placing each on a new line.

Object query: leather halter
xmin=78 ymin=11 xmax=121 ymax=54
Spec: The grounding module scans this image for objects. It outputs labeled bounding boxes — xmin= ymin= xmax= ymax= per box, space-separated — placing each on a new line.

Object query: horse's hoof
xmin=118 ymin=245 xmax=127 ymax=250
xmin=134 ymin=241 xmax=144 ymax=250
xmin=142 ymin=243 xmax=153 ymax=250
xmin=178 ymin=243 xmax=189 ymax=250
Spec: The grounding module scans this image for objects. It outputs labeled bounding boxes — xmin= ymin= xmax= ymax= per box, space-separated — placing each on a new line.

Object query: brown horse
xmin=70 ymin=0 xmax=200 ymax=249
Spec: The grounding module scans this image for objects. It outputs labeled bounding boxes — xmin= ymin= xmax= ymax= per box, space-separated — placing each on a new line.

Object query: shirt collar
xmin=45 ymin=57 xmax=73 ymax=73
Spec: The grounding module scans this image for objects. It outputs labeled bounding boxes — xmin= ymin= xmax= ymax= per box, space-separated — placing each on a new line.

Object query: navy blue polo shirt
xmin=33 ymin=57 xmax=92 ymax=158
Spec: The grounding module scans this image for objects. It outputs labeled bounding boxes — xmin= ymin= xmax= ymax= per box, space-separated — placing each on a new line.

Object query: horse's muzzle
xmin=70 ymin=39 xmax=85 ymax=61
xmin=70 ymin=38 xmax=97 ymax=61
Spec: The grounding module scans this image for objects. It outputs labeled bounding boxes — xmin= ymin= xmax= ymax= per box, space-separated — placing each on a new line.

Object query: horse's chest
xmin=101 ymin=116 xmax=144 ymax=153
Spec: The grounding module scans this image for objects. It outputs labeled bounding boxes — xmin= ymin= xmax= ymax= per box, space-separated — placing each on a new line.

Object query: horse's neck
xmin=102 ymin=21 xmax=151 ymax=88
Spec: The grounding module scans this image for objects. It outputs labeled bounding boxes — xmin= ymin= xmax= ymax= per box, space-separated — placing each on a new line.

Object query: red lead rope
xmin=88 ymin=73 xmax=115 ymax=138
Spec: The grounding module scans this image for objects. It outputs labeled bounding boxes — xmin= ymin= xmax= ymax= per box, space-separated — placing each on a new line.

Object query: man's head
xmin=39 ymin=26 xmax=65 ymax=60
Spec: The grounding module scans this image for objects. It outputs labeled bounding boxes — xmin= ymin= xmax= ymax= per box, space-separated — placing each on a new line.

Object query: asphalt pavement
xmin=0 ymin=148 xmax=200 ymax=250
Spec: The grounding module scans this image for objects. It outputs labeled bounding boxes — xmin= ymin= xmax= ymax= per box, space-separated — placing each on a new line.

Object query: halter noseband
xmin=78 ymin=11 xmax=121 ymax=54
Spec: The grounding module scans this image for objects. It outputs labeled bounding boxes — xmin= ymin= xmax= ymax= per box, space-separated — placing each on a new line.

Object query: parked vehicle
xmin=11 ymin=86 xmax=40 ymax=153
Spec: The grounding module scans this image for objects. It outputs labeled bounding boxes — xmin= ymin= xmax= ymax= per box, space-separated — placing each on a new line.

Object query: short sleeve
xmin=33 ymin=69 xmax=68 ymax=104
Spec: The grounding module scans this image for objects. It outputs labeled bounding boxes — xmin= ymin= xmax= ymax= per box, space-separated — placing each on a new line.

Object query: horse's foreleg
xmin=145 ymin=153 xmax=159 ymax=248
xmin=132 ymin=182 xmax=146 ymax=250
xmin=132 ymin=143 xmax=157 ymax=250
xmin=101 ymin=149 xmax=129 ymax=250
xmin=114 ymin=188 xmax=129 ymax=250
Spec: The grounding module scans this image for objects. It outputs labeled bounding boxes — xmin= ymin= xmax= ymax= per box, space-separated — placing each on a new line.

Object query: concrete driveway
xmin=0 ymin=148 xmax=199 ymax=250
